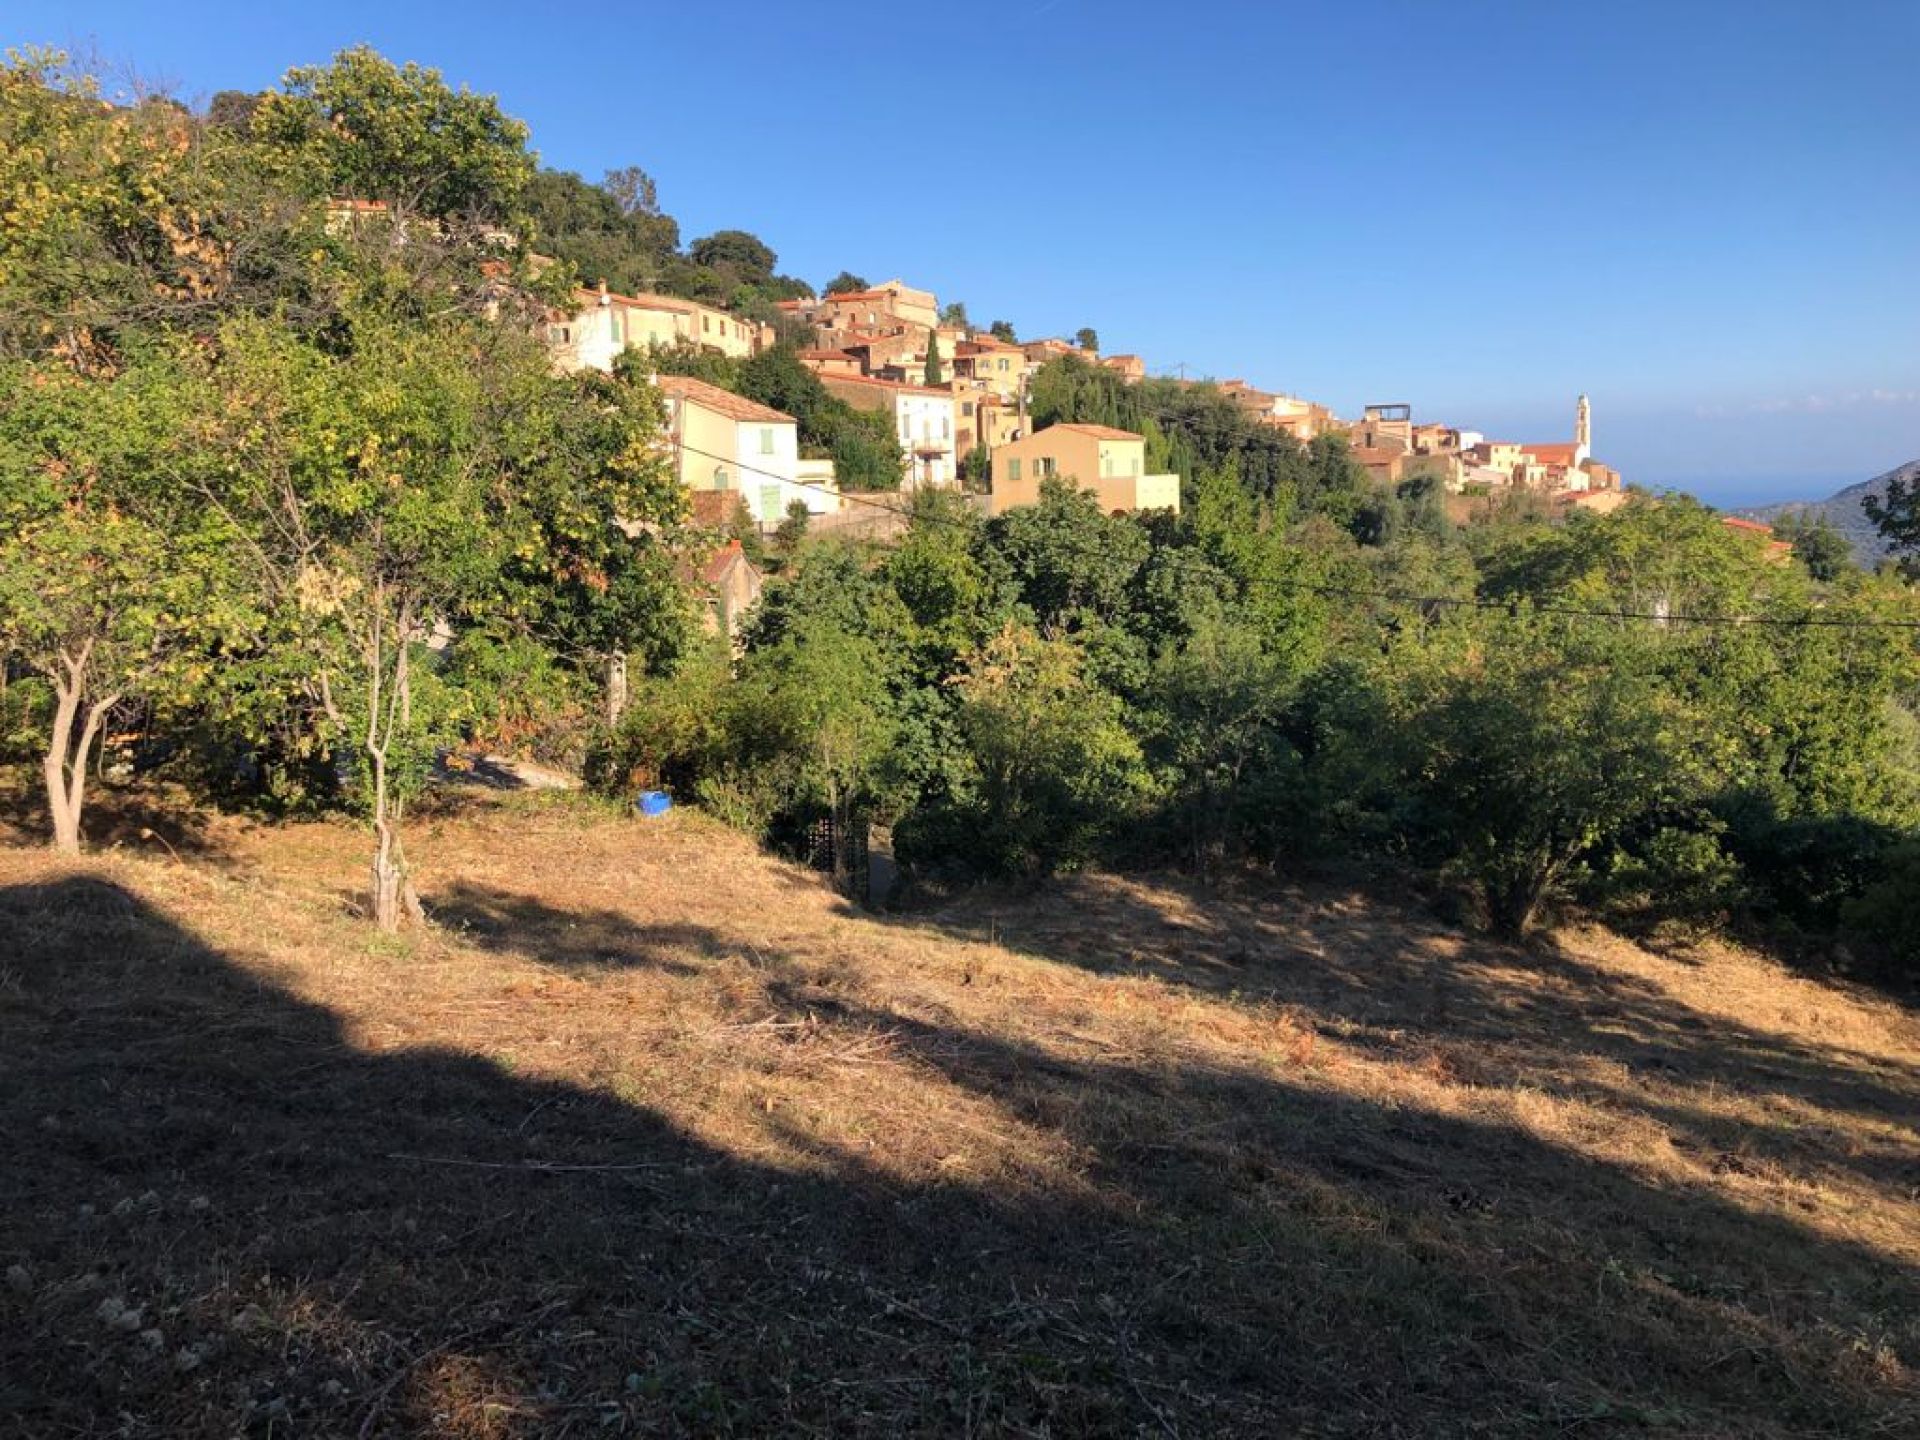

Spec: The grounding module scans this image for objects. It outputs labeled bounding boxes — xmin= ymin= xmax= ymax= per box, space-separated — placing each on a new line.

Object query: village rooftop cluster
xmin=541 ymin=271 xmax=1627 ymax=528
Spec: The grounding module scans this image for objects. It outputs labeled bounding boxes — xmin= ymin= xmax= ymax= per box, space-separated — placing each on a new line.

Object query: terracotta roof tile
xmin=656 ymin=375 xmax=796 ymax=425
xmin=700 ymin=539 xmax=757 ymax=585
xmin=1521 ymin=443 xmax=1579 ymax=466
xmin=1048 ymin=423 xmax=1144 ymax=441
xmin=820 ymin=373 xmax=952 ymax=398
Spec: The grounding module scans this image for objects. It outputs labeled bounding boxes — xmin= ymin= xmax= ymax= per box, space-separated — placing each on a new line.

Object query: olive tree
xmin=0 ymin=352 xmax=248 ymax=852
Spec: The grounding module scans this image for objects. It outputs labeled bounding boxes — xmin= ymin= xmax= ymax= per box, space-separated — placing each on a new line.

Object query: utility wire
xmin=662 ymin=439 xmax=1920 ymax=634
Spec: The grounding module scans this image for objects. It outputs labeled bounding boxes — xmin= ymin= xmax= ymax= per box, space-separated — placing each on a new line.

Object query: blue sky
xmin=16 ymin=0 xmax=1919 ymax=505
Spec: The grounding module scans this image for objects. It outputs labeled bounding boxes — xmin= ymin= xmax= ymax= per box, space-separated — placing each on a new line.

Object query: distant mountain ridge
xmin=1738 ymin=459 xmax=1919 ymax=566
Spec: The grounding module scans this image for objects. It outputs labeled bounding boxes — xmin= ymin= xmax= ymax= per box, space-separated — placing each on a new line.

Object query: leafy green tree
xmin=988 ymin=319 xmax=1016 ymax=342
xmin=959 ymin=444 xmax=991 ymax=492
xmin=206 ymin=89 xmax=261 ymax=131
xmin=886 ymin=493 xmax=1007 ymax=681
xmin=493 ymin=366 xmax=694 ymax=726
xmin=0 ymin=349 xmax=250 ymax=851
xmin=688 ymin=229 xmax=776 ymax=276
xmin=1144 ymin=608 xmax=1300 ymax=869
xmin=1075 ymin=326 xmax=1099 ymax=351
xmin=1395 ymin=615 xmax=1706 ymax=934
xmin=923 ymin=329 xmax=943 ymax=386
xmin=735 ymin=617 xmax=900 ymax=872
xmin=904 ymin=624 xmax=1149 ymax=876
xmin=251 ymin=46 xmax=535 ymax=219
xmin=0 ymin=51 xmax=316 ymax=359
xmin=525 ymin=169 xmax=679 ymax=295
xmin=824 ymin=271 xmax=868 ymax=295
xmin=1864 ymin=473 xmax=1920 ymax=576
xmin=1768 ymin=510 xmax=1853 ymax=581
xmin=940 ymin=301 xmax=969 ymax=328
xmin=602 ymin=164 xmax=659 ymax=217
xmin=986 ymin=479 xmax=1151 ymax=630
xmin=773 ymin=498 xmax=813 ymax=556
xmin=198 ymin=303 xmax=684 ymax=930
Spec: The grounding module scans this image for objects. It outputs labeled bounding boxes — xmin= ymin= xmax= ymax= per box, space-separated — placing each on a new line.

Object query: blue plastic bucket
xmin=635 ymin=790 xmax=672 ymax=818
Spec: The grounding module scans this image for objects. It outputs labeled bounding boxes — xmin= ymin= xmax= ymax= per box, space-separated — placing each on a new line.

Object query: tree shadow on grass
xmin=1 ymin=875 xmax=1914 ymax=1437
xmin=425 ymin=880 xmax=738 ymax=977
xmin=0 ymin=777 xmax=227 ymax=860
xmin=880 ymin=870 xmax=1920 ymax=1130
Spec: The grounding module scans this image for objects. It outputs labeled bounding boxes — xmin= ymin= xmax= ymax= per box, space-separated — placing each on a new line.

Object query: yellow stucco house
xmin=550 ymin=285 xmax=766 ymax=372
xmin=952 ymin=338 xmax=1029 ymax=400
xmin=656 ymin=375 xmax=839 ymax=525
xmin=988 ymin=424 xmax=1180 ymax=516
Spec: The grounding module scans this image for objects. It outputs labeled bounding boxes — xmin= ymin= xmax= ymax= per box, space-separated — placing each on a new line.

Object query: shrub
xmin=441 ymin=630 xmax=594 ymax=769
xmin=1592 ymin=820 xmax=1746 ymax=934
xmin=1721 ymin=806 xmax=1900 ymax=933
xmin=585 ymin=644 xmax=731 ymax=797
xmin=898 ymin=626 xmax=1151 ymax=878
xmin=1841 ymin=841 xmax=1920 ymax=976
xmin=0 ymin=675 xmax=52 ymax=766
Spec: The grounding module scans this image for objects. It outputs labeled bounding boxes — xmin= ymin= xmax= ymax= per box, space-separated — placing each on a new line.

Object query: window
xmin=1008 ymin=458 xmax=1022 ymax=482
xmin=963 ymin=402 xmax=975 ymax=416
xmin=942 ymin=416 xmax=951 ymax=439
xmin=759 ymin=426 xmax=775 ymax=455
xmin=703 ymin=315 xmax=711 ymax=333
xmin=997 ymin=358 xmax=1008 ymax=372
xmin=1037 ymin=457 xmax=1056 ymax=478
xmin=1101 ymin=450 xmax=1113 ymax=477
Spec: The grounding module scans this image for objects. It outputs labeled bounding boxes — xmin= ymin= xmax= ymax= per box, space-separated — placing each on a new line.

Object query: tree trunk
xmin=40 ymin=648 xmax=115 ymax=857
xmin=371 ymin=802 xmax=402 ymax=931
xmin=1490 ymin=854 xmax=1560 ymax=938
xmin=606 ymin=651 xmax=629 ymax=728
xmin=43 ymin=681 xmax=83 ymax=856
xmin=364 ymin=594 xmax=425 ymax=934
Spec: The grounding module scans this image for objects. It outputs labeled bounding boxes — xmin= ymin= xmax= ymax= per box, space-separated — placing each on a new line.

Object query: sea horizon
xmin=1647 ymin=471 xmax=1872 ymax=511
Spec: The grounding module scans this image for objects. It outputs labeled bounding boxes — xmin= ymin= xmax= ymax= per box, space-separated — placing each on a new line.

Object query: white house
xmin=817 ymin=374 xmax=959 ymax=490
xmin=655 ymin=375 xmax=838 ymax=526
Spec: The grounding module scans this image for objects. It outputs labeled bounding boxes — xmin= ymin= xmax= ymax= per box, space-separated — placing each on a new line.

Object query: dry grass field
xmin=1 ymin=787 xmax=1916 ymax=1436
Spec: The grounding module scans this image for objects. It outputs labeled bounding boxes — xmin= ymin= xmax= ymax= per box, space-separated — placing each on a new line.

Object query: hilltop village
xmin=542 ymin=269 xmax=1626 ymax=529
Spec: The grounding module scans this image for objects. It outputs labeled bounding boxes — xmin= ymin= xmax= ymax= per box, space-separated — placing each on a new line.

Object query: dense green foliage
xmin=525 ymin=171 xmax=811 ymax=323
xmin=0 ymin=49 xmax=694 ymax=924
xmin=1865 ymin=467 xmax=1920 ymax=577
xmin=601 ymin=475 xmax=1920 ymax=970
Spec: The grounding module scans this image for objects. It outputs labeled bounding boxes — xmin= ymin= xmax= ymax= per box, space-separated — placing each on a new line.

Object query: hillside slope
xmin=1 ymin=793 xmax=1915 ymax=1437
xmin=1741 ymin=457 xmax=1919 ymax=565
